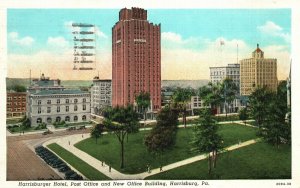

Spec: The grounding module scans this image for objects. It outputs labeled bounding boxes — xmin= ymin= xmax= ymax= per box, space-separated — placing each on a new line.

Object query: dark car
xmin=58 ymin=165 xmax=70 ymax=172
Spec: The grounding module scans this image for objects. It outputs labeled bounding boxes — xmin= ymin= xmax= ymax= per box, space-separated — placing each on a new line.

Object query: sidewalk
xmin=43 ymin=133 xmax=259 ymax=180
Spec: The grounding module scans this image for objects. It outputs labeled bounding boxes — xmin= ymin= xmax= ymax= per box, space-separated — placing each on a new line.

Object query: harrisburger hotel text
xmin=18 ymin=181 xmax=208 ymax=187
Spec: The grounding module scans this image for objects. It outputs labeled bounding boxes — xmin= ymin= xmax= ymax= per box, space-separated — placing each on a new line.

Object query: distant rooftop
xmin=32 ymin=89 xmax=89 ymax=96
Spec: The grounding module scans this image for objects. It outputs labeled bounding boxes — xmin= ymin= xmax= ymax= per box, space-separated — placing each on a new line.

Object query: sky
xmin=7 ymin=9 xmax=291 ymax=80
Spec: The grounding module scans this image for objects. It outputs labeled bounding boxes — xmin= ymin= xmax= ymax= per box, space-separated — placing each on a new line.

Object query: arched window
xmin=56 ymin=116 xmax=61 ymax=122
xmin=82 ymin=115 xmax=86 ymax=121
xmin=47 ymin=117 xmax=52 ymax=123
xmin=37 ymin=118 xmax=42 ymax=124
xmin=65 ymin=116 xmax=70 ymax=122
xmin=74 ymin=116 xmax=78 ymax=122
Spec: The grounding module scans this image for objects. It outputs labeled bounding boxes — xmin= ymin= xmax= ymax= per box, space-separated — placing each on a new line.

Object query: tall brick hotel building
xmin=112 ymin=7 xmax=161 ymax=112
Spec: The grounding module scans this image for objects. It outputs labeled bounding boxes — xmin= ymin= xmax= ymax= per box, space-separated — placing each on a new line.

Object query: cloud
xmin=161 ymin=33 xmax=290 ymax=80
xmin=263 ymin=45 xmax=291 ymax=80
xmin=257 ymin=21 xmax=290 ymax=43
xmin=8 ymin=32 xmax=34 ymax=46
xmin=93 ymin=26 xmax=108 ymax=38
xmin=161 ymin=35 xmax=252 ymax=80
xmin=7 ymin=47 xmax=112 ymax=80
xmin=162 ymin=32 xmax=210 ymax=49
xmin=47 ymin=36 xmax=69 ymax=48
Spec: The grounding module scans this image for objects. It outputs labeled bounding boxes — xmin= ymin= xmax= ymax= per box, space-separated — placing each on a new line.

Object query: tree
xmin=239 ymin=107 xmax=249 ymax=125
xmin=259 ymin=82 xmax=291 ymax=147
xmin=21 ymin=116 xmax=31 ymax=129
xmin=191 ymin=109 xmax=223 ymax=175
xmin=135 ymin=91 xmax=151 ymax=123
xmin=171 ymin=88 xmax=194 ymax=128
xmin=198 ymin=82 xmax=222 ymax=115
xmin=220 ymin=78 xmax=239 ymax=117
xmin=90 ymin=124 xmax=104 ymax=144
xmin=248 ymin=87 xmax=274 ymax=128
xmin=103 ymin=105 xmax=139 ymax=169
xmin=7 ymin=84 xmax=27 ymax=92
xmin=144 ymin=106 xmax=179 ymax=154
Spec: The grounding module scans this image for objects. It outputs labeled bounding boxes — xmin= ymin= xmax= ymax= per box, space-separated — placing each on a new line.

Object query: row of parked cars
xmin=35 ymin=146 xmax=83 ymax=180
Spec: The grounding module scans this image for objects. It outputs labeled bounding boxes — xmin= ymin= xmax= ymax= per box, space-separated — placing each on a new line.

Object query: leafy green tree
xmin=248 ymin=87 xmax=274 ymax=128
xmin=198 ymin=82 xmax=222 ymax=115
xmin=103 ymin=105 xmax=139 ymax=169
xmin=144 ymin=106 xmax=179 ymax=154
xmin=171 ymin=88 xmax=194 ymax=128
xmin=259 ymin=81 xmax=291 ymax=147
xmin=135 ymin=91 xmax=151 ymax=121
xmin=21 ymin=116 xmax=31 ymax=129
xmin=239 ymin=107 xmax=249 ymax=125
xmin=7 ymin=84 xmax=27 ymax=92
xmin=191 ymin=109 xmax=223 ymax=174
xmin=220 ymin=78 xmax=239 ymax=117
xmin=90 ymin=124 xmax=104 ymax=144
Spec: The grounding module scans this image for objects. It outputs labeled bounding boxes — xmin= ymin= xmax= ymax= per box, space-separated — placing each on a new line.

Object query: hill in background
xmin=6 ymin=78 xmax=209 ymax=90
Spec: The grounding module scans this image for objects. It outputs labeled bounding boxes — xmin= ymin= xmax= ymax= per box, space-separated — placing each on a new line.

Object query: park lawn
xmin=7 ymin=126 xmax=41 ymax=134
xmin=6 ymin=118 xmax=22 ymax=124
xmin=47 ymin=143 xmax=111 ymax=180
xmin=75 ymin=123 xmax=258 ymax=174
xmin=146 ymin=142 xmax=291 ymax=180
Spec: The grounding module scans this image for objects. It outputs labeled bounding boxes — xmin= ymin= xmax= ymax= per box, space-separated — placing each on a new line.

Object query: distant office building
xmin=91 ymin=77 xmax=112 ymax=115
xmin=27 ymin=74 xmax=91 ymax=126
xmin=190 ymin=96 xmax=210 ymax=115
xmin=210 ymin=63 xmax=240 ymax=90
xmin=240 ymin=44 xmax=277 ymax=96
xmin=112 ymin=7 xmax=161 ymax=113
xmin=161 ymin=87 xmax=174 ymax=107
xmin=6 ymin=92 xmax=27 ymax=118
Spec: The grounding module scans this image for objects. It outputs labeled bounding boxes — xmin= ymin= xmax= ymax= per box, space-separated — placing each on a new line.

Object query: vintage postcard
xmin=0 ymin=0 xmax=299 ymax=187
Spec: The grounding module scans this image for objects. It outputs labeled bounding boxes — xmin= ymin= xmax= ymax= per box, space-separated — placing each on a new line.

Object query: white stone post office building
xmin=28 ymin=90 xmax=91 ymax=126
xmin=26 ymin=74 xmax=91 ymax=126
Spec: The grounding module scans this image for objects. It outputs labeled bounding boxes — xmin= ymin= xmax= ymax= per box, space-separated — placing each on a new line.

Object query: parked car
xmin=42 ymin=129 xmax=53 ymax=135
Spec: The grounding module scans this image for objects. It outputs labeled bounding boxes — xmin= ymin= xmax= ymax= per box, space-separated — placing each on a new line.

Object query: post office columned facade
xmin=112 ymin=7 xmax=161 ymax=112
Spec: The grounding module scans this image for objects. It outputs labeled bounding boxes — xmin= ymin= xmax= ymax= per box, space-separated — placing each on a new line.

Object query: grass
xmin=47 ymin=143 xmax=111 ymax=180
xmin=146 ymin=142 xmax=291 ymax=179
xmin=215 ymin=115 xmax=240 ymax=122
xmin=75 ymin=123 xmax=258 ymax=174
xmin=6 ymin=118 xmax=23 ymax=124
xmin=6 ymin=126 xmax=42 ymax=134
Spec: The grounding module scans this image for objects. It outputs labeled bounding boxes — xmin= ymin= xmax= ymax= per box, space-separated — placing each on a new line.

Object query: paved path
xmin=43 ymin=132 xmax=259 ymax=180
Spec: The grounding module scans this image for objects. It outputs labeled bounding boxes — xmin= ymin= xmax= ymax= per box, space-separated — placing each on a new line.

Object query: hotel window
xmin=83 ymin=98 xmax=86 ymax=103
xmin=83 ymin=105 xmax=86 ymax=111
xmin=74 ymin=99 xmax=78 ymax=103
xmin=74 ymin=105 xmax=78 ymax=111
xmin=66 ymin=99 xmax=69 ymax=104
xmin=57 ymin=106 xmax=60 ymax=113
xmin=38 ymin=100 xmax=41 ymax=105
xmin=66 ymin=106 xmax=69 ymax=112
xmin=47 ymin=100 xmax=51 ymax=104
xmin=47 ymin=107 xmax=51 ymax=113
xmin=38 ymin=107 xmax=41 ymax=114
xmin=57 ymin=99 xmax=60 ymax=104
